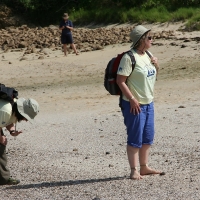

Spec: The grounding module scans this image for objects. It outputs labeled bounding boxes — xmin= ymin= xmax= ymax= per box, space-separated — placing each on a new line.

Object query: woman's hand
xmin=130 ymin=98 xmax=141 ymax=115
xmin=66 ymin=26 xmax=73 ymax=31
xmin=0 ymin=135 xmax=7 ymax=146
xmin=10 ymin=131 xmax=22 ymax=137
xmin=6 ymin=124 xmax=22 ymax=137
xmin=151 ymin=57 xmax=159 ymax=69
xmin=151 ymin=56 xmax=159 ymax=80
xmin=117 ymin=74 xmax=141 ymax=115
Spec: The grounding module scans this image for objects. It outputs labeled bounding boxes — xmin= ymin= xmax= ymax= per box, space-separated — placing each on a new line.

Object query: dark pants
xmin=0 ymin=131 xmax=10 ymax=184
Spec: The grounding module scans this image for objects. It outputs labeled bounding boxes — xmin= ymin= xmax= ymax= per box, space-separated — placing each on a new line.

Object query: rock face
xmin=0 ymin=24 xmax=178 ymax=54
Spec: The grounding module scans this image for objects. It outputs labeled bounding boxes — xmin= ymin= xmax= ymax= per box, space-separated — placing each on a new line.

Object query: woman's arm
xmin=59 ymin=25 xmax=73 ymax=31
xmin=59 ymin=21 xmax=65 ymax=30
xmin=66 ymin=26 xmax=73 ymax=31
xmin=0 ymin=127 xmax=7 ymax=146
xmin=59 ymin=26 xmax=65 ymax=30
xmin=66 ymin=21 xmax=74 ymax=31
xmin=116 ymin=75 xmax=141 ymax=114
xmin=6 ymin=123 xmax=22 ymax=137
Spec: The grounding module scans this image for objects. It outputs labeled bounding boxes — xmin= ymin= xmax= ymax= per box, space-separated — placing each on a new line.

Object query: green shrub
xmin=186 ymin=11 xmax=200 ymax=30
xmin=2 ymin=0 xmax=200 ymax=26
xmin=172 ymin=7 xmax=195 ymax=21
xmin=143 ymin=7 xmax=170 ymax=22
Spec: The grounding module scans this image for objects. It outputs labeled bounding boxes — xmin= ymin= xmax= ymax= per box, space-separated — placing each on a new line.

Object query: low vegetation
xmin=1 ymin=0 xmax=200 ymax=30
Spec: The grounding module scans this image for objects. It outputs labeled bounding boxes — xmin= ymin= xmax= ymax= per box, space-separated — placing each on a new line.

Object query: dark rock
xmin=178 ymin=105 xmax=186 ymax=108
xmin=170 ymin=42 xmax=177 ymax=46
xmin=18 ymin=41 xmax=28 ymax=48
xmin=92 ymin=197 xmax=101 ymax=200
xmin=181 ymin=44 xmax=187 ymax=48
xmin=183 ymin=39 xmax=190 ymax=42
xmin=73 ymin=148 xmax=78 ymax=152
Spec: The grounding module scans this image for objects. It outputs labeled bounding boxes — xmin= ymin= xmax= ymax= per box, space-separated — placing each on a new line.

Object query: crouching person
xmin=0 ymin=98 xmax=39 ymax=185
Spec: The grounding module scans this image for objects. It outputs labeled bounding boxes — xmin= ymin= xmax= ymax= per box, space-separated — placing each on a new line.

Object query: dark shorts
xmin=61 ymin=33 xmax=73 ymax=44
xmin=121 ymin=99 xmax=155 ymax=148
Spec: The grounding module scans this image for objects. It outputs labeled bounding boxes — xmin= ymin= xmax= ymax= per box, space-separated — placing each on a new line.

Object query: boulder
xmin=18 ymin=41 xmax=28 ymax=48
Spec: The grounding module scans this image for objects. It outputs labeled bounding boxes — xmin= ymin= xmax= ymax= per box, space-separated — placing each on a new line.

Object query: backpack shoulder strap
xmin=145 ymin=50 xmax=152 ymax=58
xmin=126 ymin=50 xmax=136 ymax=73
xmin=125 ymin=50 xmax=152 ymax=73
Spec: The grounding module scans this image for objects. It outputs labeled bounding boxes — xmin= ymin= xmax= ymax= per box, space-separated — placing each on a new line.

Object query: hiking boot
xmin=6 ymin=177 xmax=20 ymax=185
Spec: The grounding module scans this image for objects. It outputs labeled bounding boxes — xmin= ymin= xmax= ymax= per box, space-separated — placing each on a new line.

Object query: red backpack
xmin=104 ymin=50 xmax=152 ymax=95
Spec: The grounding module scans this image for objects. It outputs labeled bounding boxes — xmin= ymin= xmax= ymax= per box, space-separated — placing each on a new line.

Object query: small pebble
xmin=160 ymin=172 xmax=166 ymax=176
xmin=92 ymin=198 xmax=101 ymax=200
xmin=178 ymin=105 xmax=186 ymax=108
xmin=73 ymin=148 xmax=78 ymax=152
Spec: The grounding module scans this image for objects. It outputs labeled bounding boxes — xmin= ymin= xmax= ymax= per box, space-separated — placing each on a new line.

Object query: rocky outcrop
xmin=0 ymin=24 xmax=178 ymax=54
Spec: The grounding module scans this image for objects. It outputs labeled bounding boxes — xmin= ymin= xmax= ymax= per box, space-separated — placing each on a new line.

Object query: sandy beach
xmin=0 ymin=22 xmax=200 ymax=199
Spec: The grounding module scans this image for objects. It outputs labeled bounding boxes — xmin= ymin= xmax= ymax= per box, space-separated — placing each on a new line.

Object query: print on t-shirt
xmin=147 ymin=68 xmax=156 ymax=77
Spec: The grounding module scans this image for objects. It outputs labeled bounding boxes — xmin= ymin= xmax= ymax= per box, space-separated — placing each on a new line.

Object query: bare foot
xmin=140 ymin=165 xmax=162 ymax=176
xmin=130 ymin=168 xmax=143 ymax=180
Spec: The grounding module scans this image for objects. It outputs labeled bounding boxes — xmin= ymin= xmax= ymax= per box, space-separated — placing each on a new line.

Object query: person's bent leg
xmin=0 ymin=144 xmax=10 ymax=185
xmin=70 ymin=43 xmax=79 ymax=55
xmin=127 ymin=145 xmax=143 ymax=180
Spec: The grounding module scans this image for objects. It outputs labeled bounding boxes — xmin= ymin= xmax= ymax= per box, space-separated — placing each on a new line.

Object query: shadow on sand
xmin=6 ymin=176 xmax=128 ymax=190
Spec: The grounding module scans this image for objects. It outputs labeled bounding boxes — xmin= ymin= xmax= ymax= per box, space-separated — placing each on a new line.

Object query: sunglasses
xmin=147 ymin=36 xmax=152 ymax=40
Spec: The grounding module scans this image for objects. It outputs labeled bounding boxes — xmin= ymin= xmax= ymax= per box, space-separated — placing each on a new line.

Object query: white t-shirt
xmin=117 ymin=49 xmax=157 ymax=104
xmin=0 ymin=99 xmax=17 ymax=128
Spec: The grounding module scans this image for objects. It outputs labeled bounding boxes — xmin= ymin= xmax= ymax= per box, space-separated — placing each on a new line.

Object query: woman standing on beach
xmin=117 ymin=25 xmax=163 ymax=180
xmin=59 ymin=13 xmax=79 ymax=56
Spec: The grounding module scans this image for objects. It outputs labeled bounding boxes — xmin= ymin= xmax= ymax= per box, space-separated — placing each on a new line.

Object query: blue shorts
xmin=61 ymin=33 xmax=73 ymax=44
xmin=121 ymin=99 xmax=155 ymax=148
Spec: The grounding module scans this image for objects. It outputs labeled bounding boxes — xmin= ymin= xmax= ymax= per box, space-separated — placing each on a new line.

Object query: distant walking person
xmin=117 ymin=25 xmax=164 ymax=180
xmin=59 ymin=13 xmax=79 ymax=56
xmin=0 ymin=98 xmax=39 ymax=185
